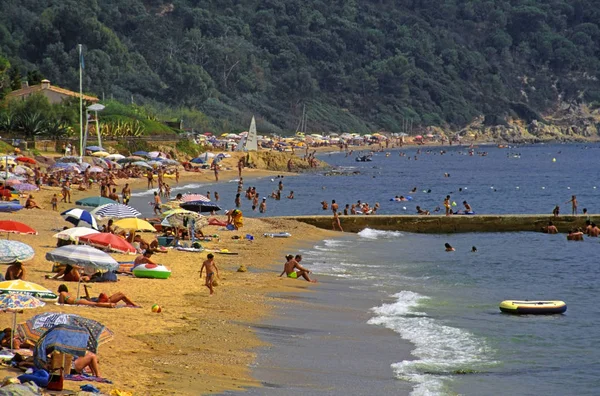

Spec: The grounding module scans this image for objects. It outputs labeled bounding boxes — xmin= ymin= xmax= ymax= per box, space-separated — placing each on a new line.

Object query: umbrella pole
xmin=11 ymin=311 xmax=16 ymax=350
xmin=76 ymin=278 xmax=81 ymax=300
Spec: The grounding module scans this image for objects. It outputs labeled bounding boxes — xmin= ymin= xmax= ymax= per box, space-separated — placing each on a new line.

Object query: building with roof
xmin=5 ymin=79 xmax=98 ymax=104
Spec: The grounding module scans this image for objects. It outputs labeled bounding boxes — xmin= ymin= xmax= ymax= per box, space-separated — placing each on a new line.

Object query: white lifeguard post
xmin=82 ymin=103 xmax=105 ymax=151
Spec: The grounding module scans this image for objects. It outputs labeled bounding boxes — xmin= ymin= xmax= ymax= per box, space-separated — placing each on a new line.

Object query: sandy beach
xmin=0 ymin=156 xmax=337 ymax=395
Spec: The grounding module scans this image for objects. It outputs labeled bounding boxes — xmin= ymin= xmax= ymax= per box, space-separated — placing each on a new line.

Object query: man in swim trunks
xmin=153 ymin=191 xmax=162 ymax=215
xmin=133 ymin=250 xmax=156 ymax=269
xmin=463 ymin=201 xmax=473 ymax=214
xmin=199 ymin=253 xmax=220 ymax=295
xmin=542 ymin=221 xmax=558 ymax=234
xmin=279 ymin=255 xmax=316 ymax=282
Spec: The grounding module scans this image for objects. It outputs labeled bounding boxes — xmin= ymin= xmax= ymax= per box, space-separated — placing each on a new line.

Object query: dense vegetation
xmin=1 ymin=0 xmax=600 ymax=134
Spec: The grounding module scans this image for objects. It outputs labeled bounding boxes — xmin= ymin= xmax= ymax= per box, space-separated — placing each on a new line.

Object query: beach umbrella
xmin=147 ymin=151 xmax=165 ymax=159
xmin=181 ymin=193 xmax=210 ymax=202
xmin=414 ymin=135 xmax=423 ymax=140
xmin=75 ymin=196 xmax=117 ymax=208
xmin=113 ymin=218 xmax=156 ymax=232
xmin=105 ymin=154 xmax=125 ymax=161
xmin=78 ymin=233 xmax=137 ymax=254
xmin=57 ymin=156 xmax=80 ymax=163
xmin=147 ymin=160 xmax=162 ymax=168
xmin=131 ymin=161 xmax=152 ymax=169
xmin=91 ymin=151 xmax=109 ymax=158
xmin=0 ymin=171 xmax=15 ymax=179
xmin=61 ymin=208 xmax=98 ymax=229
xmin=15 ymin=157 xmax=36 ymax=164
xmin=0 ymin=240 xmax=34 ymax=263
xmin=34 ymin=156 xmax=55 ymax=166
xmin=45 ymin=245 xmax=118 ymax=273
xmin=161 ymin=201 xmax=181 ymax=211
xmin=91 ymin=203 xmax=141 ymax=219
xmin=33 ymin=325 xmax=89 ymax=368
xmin=0 ymin=202 xmax=23 ymax=213
xmin=12 ymin=183 xmax=38 ymax=192
xmin=0 ymin=293 xmax=45 ymax=349
xmin=164 ymin=211 xmax=208 ymax=231
xmin=85 ymin=146 xmax=103 ymax=152
xmin=132 ymin=151 xmax=148 ymax=157
xmin=0 ymin=280 xmax=58 ymax=301
xmin=18 ymin=313 xmax=113 ymax=354
xmin=12 ymin=165 xmax=33 ymax=176
xmin=5 ymin=178 xmax=22 ymax=186
xmin=160 ymin=159 xmax=179 ymax=166
xmin=53 ymin=227 xmax=99 ymax=241
xmin=0 ymin=220 xmax=37 ymax=238
xmin=190 ymin=157 xmax=205 ymax=164
xmin=87 ymin=166 xmax=104 ymax=173
xmin=0 ymin=158 xmax=16 ymax=166
xmin=180 ymin=201 xmax=221 ymax=213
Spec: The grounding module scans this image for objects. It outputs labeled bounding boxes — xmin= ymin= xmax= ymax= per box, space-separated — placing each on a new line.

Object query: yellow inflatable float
xmin=499 ymin=300 xmax=567 ymax=315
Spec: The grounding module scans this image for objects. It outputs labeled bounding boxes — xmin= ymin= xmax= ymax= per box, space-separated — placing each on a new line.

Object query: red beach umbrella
xmin=15 ymin=157 xmax=36 ymax=164
xmin=0 ymin=220 xmax=37 ymax=239
xmin=78 ymin=233 xmax=137 ymax=254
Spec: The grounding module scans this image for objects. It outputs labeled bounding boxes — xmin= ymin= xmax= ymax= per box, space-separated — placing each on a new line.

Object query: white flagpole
xmin=79 ymin=44 xmax=83 ymax=163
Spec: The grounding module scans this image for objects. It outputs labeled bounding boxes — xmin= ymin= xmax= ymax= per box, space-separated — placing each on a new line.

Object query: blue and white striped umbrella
xmin=0 ymin=240 xmax=35 ymax=263
xmin=45 ymin=245 xmax=118 ymax=273
xmin=61 ymin=208 xmax=98 ymax=229
xmin=91 ymin=203 xmax=141 ymax=219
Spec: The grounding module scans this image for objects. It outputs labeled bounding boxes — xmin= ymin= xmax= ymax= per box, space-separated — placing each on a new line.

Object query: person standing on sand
xmin=212 ymin=161 xmax=219 ymax=181
xmin=199 ymin=253 xmax=220 ymax=296
xmin=565 ymin=195 xmax=578 ymax=215
xmin=175 ymin=168 xmax=180 ymax=184
xmin=279 ymin=254 xmax=316 ymax=282
xmin=147 ymin=171 xmax=154 ymax=189
xmin=122 ymin=183 xmax=131 ymax=205
xmin=238 ymin=158 xmax=244 ymax=178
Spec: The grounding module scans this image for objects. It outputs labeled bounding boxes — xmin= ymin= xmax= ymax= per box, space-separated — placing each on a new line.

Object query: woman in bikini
xmin=57 ymin=284 xmax=139 ymax=307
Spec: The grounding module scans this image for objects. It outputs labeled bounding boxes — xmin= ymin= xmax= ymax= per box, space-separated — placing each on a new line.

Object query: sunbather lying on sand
xmin=51 ymin=264 xmax=91 ymax=282
xmin=57 ymin=284 xmax=140 ymax=307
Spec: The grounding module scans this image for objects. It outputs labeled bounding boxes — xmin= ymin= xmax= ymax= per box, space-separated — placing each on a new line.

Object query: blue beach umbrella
xmin=132 ymin=151 xmax=149 ymax=157
xmin=85 ymin=146 xmax=103 ymax=152
xmin=0 ymin=240 xmax=35 ymax=263
xmin=75 ymin=196 xmax=117 ymax=208
xmin=61 ymin=208 xmax=99 ymax=229
xmin=13 ymin=183 xmax=38 ymax=192
xmin=190 ymin=157 xmax=205 ymax=164
xmin=34 ymin=325 xmax=89 ymax=368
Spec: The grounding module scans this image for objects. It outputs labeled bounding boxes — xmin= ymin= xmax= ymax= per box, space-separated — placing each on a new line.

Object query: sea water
xmin=301 ymin=230 xmax=600 ymax=395
xmin=131 ymin=143 xmax=600 ymax=217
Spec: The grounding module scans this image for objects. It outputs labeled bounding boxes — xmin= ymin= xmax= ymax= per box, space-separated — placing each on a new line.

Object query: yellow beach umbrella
xmin=114 ymin=218 xmax=156 ymax=232
xmin=1 ymin=158 xmax=17 ymax=166
xmin=92 ymin=151 xmax=109 ymax=158
xmin=161 ymin=201 xmax=181 ymax=211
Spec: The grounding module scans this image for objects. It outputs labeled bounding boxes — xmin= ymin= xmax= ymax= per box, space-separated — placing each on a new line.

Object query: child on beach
xmin=51 ymin=194 xmax=58 ymax=211
xmin=199 ymin=254 xmax=220 ymax=296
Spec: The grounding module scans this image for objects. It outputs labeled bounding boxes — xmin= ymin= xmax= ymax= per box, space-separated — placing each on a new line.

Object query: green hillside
xmin=1 ymin=0 xmax=600 ymax=134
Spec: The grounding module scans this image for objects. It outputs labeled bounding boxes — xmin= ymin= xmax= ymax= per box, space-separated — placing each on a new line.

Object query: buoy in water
xmin=552 ymin=158 xmax=557 ymax=162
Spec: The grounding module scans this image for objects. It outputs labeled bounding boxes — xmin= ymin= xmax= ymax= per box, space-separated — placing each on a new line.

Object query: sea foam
xmin=368 ymin=291 xmax=492 ymax=395
xmin=357 ymin=228 xmax=404 ymax=240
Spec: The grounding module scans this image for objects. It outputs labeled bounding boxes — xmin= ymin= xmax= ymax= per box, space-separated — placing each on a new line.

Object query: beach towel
xmin=53 ymin=303 xmax=140 ymax=309
xmin=65 ymin=373 xmax=112 ymax=383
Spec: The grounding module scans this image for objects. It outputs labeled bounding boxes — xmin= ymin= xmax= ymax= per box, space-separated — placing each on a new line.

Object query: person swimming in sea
xmin=445 ymin=243 xmax=455 ymax=252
